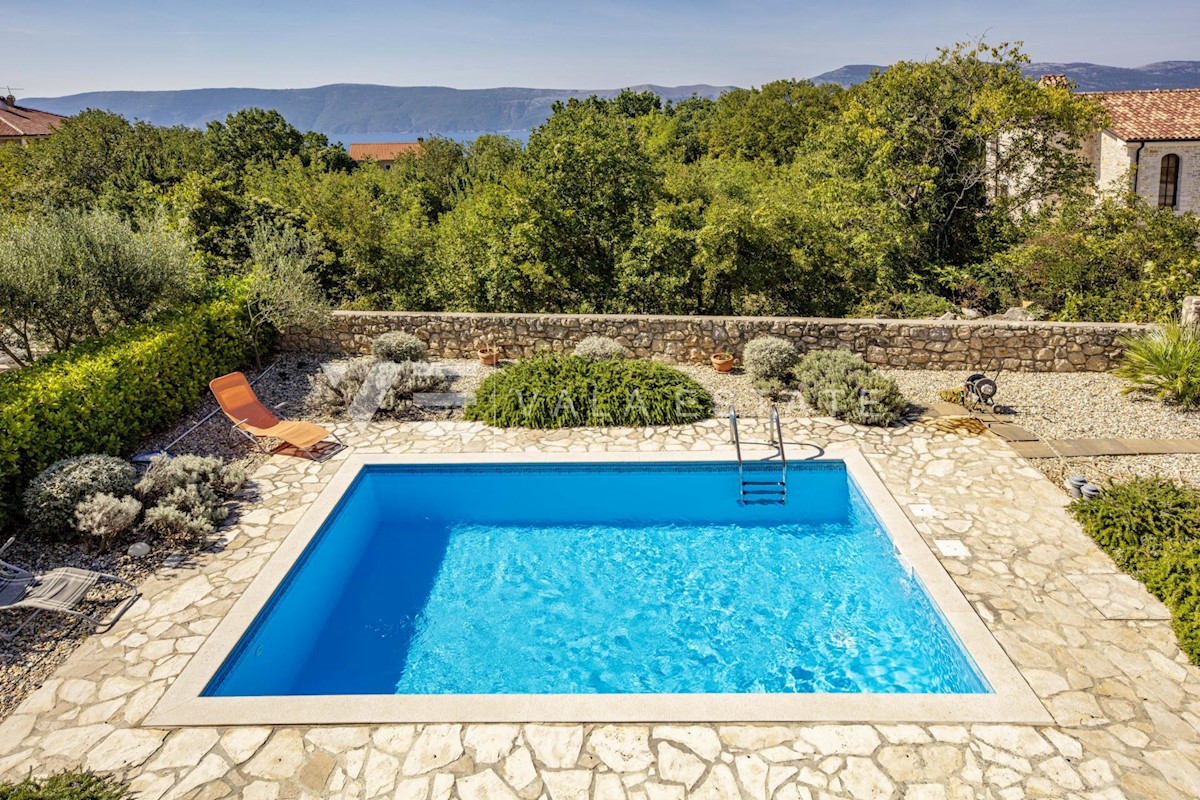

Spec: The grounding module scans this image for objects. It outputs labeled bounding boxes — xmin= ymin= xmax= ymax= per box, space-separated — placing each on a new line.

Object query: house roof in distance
xmin=348 ymin=141 xmax=422 ymax=161
xmin=0 ymin=95 xmax=66 ymax=139
xmin=1082 ymin=88 xmax=1200 ymax=141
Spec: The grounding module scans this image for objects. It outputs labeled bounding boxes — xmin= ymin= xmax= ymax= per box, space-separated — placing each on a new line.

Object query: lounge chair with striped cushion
xmin=0 ymin=538 xmax=139 ymax=640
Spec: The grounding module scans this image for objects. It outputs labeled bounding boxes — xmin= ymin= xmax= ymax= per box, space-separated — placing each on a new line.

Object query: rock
xmin=691 ymin=764 xmax=739 ymax=800
xmin=656 ymin=743 xmax=705 ymax=788
xmin=540 ymin=770 xmax=592 ymax=800
xmin=456 ymin=769 xmax=520 ymax=800
xmin=588 ymin=726 xmax=654 ymax=773
xmin=220 ymin=727 xmax=271 ymax=763
xmin=150 ymin=728 xmax=220 ymax=770
xmin=960 ymin=308 xmax=982 ymax=319
xmin=840 ymin=757 xmax=894 ymax=799
xmin=652 ymin=726 xmax=722 ymax=761
xmin=524 ymin=725 xmax=584 ymax=769
xmin=243 ymin=730 xmax=306 ymax=780
xmin=404 ymin=725 xmax=464 ymax=775
xmin=464 ymin=725 xmax=519 ymax=764
xmin=85 ymin=728 xmax=167 ymax=771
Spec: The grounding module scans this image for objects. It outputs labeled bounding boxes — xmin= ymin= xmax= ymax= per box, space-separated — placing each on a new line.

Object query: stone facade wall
xmin=1133 ymin=141 xmax=1200 ymax=215
xmin=282 ymin=311 xmax=1149 ymax=372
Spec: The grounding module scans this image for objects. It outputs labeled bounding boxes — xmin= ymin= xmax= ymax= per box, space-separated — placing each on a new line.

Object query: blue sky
xmin=7 ymin=0 xmax=1199 ymax=97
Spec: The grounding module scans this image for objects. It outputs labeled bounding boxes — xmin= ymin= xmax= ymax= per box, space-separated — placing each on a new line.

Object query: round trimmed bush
xmin=573 ymin=335 xmax=629 ymax=362
xmin=371 ymin=331 xmax=428 ymax=363
xmin=23 ymin=454 xmax=138 ymax=539
xmin=465 ymin=354 xmax=712 ymax=428
xmin=793 ymin=350 xmax=908 ymax=426
xmin=742 ymin=336 xmax=798 ymax=382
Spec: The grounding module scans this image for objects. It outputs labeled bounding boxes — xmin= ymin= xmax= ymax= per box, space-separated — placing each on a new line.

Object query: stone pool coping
xmin=147 ymin=445 xmax=1049 ymax=727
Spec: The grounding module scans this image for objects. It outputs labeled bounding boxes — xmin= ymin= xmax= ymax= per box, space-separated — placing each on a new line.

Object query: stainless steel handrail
xmin=728 ymin=404 xmax=745 ymax=496
xmin=770 ymin=404 xmax=788 ymax=491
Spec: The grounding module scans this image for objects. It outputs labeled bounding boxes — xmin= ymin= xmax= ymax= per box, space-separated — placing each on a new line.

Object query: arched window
xmin=1159 ymin=154 xmax=1180 ymax=209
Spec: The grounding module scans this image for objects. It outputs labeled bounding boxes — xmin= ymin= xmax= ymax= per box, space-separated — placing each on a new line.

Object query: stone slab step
xmin=987 ymin=423 xmax=1040 ymax=442
xmin=1010 ymin=437 xmax=1200 ymax=458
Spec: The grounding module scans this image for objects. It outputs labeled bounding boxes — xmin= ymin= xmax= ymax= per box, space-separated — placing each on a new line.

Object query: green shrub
xmin=0 ymin=290 xmax=258 ymax=529
xmin=134 ymin=454 xmax=246 ymax=548
xmin=793 ymin=349 xmax=908 ymax=426
xmin=371 ymin=331 xmax=428 ymax=363
xmin=1071 ymin=477 xmax=1200 ymax=664
xmin=465 ymin=355 xmax=712 ymax=428
xmin=0 ymin=770 xmax=131 ymax=800
xmin=573 ymin=335 xmax=629 ymax=362
xmin=1113 ymin=324 xmax=1200 ymax=408
xmin=742 ymin=336 xmax=798 ymax=382
xmin=22 ymin=455 xmax=137 ymax=539
xmin=854 ymin=292 xmax=955 ymax=319
xmin=134 ymin=454 xmax=246 ymax=505
xmin=75 ymin=493 xmax=142 ymax=551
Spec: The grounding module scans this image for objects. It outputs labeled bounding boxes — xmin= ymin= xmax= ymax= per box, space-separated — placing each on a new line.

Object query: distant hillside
xmin=25 ymin=62 xmax=1200 ymax=141
xmin=23 ymin=84 xmax=732 ymax=142
xmin=811 ymin=60 xmax=1200 ymax=90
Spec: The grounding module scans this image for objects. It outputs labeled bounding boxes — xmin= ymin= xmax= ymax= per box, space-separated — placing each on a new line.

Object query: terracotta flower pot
xmin=478 ymin=346 xmax=501 ymax=366
xmin=711 ymin=353 xmax=734 ymax=373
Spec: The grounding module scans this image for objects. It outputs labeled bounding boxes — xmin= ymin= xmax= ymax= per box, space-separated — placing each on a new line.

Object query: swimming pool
xmin=151 ymin=449 xmax=1050 ymax=724
xmin=207 ymin=461 xmax=986 ymax=697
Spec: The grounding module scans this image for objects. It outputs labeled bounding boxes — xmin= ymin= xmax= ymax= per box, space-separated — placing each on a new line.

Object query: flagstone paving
xmin=2 ymin=417 xmax=1200 ymax=799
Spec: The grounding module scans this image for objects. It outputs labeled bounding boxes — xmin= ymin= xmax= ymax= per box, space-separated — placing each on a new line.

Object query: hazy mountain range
xmin=24 ymin=61 xmax=1200 ymax=142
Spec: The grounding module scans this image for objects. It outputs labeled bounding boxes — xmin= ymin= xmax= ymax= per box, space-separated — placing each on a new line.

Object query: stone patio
xmin=1 ymin=416 xmax=1198 ymax=799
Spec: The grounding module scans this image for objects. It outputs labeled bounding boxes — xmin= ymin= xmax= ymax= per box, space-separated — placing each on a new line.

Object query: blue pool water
xmin=206 ymin=462 xmax=989 ymax=696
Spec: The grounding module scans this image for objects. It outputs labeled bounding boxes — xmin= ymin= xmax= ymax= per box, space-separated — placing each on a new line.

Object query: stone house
xmin=0 ymin=94 xmax=65 ymax=144
xmin=1078 ymin=87 xmax=1200 ymax=214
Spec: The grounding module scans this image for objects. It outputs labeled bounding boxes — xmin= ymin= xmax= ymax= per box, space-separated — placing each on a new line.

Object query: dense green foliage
xmin=5 ymin=42 xmax=1192 ymax=323
xmin=0 ymin=770 xmax=131 ymax=800
xmin=464 ymin=355 xmax=712 ymax=428
xmin=1114 ymin=325 xmax=1200 ymax=408
xmin=1072 ymin=478 xmax=1200 ymax=662
xmin=0 ymin=289 xmax=259 ymax=528
xmin=742 ymin=336 xmax=799 ymax=382
xmin=794 ymin=350 xmax=909 ymax=426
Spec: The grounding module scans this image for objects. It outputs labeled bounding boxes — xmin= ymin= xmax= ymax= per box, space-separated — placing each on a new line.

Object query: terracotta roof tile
xmin=0 ymin=102 xmax=65 ymax=139
xmin=348 ymin=141 xmax=423 ymax=161
xmin=1081 ymin=88 xmax=1200 ymax=141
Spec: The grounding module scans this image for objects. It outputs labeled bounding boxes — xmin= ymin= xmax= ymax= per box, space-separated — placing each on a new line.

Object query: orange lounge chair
xmin=210 ymin=372 xmax=343 ymax=460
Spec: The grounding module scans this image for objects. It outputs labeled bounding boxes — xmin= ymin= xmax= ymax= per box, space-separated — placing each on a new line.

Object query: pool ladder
xmin=728 ymin=404 xmax=788 ymax=505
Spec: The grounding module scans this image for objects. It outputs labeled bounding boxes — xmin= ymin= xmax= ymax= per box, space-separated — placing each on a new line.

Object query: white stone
xmin=456 ymin=769 xmax=520 ymax=800
xmin=501 ymin=746 xmax=538 ymax=791
xmin=392 ymin=777 xmax=429 ymax=800
xmin=656 ymin=743 xmax=705 ymax=789
xmin=841 ymin=757 xmax=894 ymax=799
xmin=0 ymin=716 xmax=35 ymax=756
xmin=244 ymin=730 xmax=307 ymax=780
xmin=464 ymin=724 xmax=519 ymax=763
xmin=221 ymin=726 xmax=272 ymax=763
xmin=798 ymin=726 xmax=881 ymax=755
xmin=86 ymin=728 xmax=166 ymax=771
xmin=592 ymin=773 xmax=627 ymax=800
xmin=524 ymin=725 xmax=583 ymax=769
xmin=651 ymin=725 xmax=723 ymax=761
xmin=735 ymin=753 xmax=769 ymax=800
xmin=151 ymin=728 xmax=220 ymax=770
xmin=934 ymin=539 xmax=971 ymax=557
xmin=972 ymin=725 xmax=1054 ymax=757
xmin=690 ymin=764 xmax=739 ymax=800
xmin=643 ymin=783 xmax=684 ymax=800
xmin=588 ymin=726 xmax=654 ymax=772
xmin=403 ymin=725 xmax=464 ymax=775
xmin=365 ymin=749 xmax=400 ymax=797
xmin=40 ymin=723 xmax=114 ymax=759
xmin=541 ymin=770 xmax=592 ymax=800
xmin=165 ymin=753 xmax=230 ymax=800
xmin=307 ymin=726 xmax=371 ymax=752
xmin=372 ymin=725 xmax=417 ymax=754
xmin=244 ymin=782 xmax=281 ymax=800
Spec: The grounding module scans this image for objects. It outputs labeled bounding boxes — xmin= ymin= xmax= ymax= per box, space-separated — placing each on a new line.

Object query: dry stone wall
xmin=282 ymin=311 xmax=1148 ymax=372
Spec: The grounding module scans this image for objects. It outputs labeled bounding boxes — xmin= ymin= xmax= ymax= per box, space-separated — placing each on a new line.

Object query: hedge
xmin=0 ymin=770 xmax=131 ymax=800
xmin=0 ymin=285 xmax=259 ymax=529
xmin=464 ymin=354 xmax=712 ymax=428
xmin=1071 ymin=477 xmax=1200 ymax=664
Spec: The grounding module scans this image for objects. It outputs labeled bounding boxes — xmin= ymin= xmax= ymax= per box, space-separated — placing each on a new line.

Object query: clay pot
xmin=478 ymin=346 xmax=501 ymax=366
xmin=711 ymin=353 xmax=734 ymax=373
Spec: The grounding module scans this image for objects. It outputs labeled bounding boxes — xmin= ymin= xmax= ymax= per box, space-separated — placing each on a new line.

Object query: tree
xmin=823 ymin=41 xmax=1105 ymax=286
xmin=701 ymin=80 xmax=841 ymax=164
xmin=0 ymin=209 xmax=199 ymax=363
xmin=206 ymin=108 xmax=304 ymax=175
xmin=243 ymin=224 xmax=329 ymax=366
